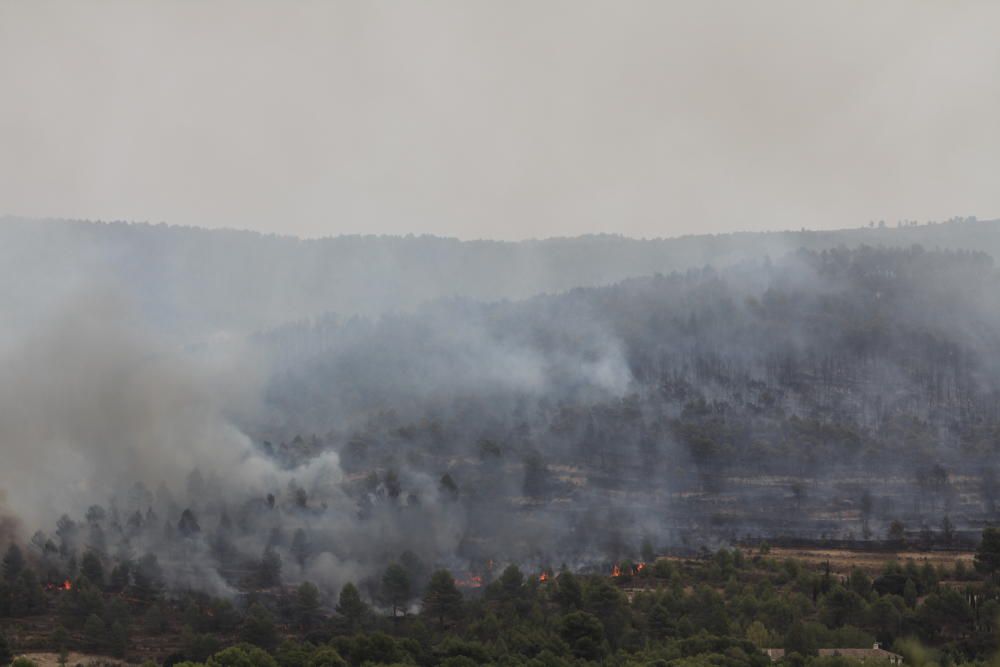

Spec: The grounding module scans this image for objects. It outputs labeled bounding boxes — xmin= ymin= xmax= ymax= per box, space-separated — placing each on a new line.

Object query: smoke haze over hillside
xmin=6 ymin=10 xmax=1000 ymax=666
xmin=4 ymin=221 xmax=1000 ymax=597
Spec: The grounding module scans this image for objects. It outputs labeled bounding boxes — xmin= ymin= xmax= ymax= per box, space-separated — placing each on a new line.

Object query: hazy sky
xmin=1 ymin=1 xmax=998 ymax=241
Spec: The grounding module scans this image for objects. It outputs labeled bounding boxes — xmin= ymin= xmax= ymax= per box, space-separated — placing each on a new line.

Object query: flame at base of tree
xmin=612 ymin=562 xmax=646 ymax=577
xmin=45 ymin=579 xmax=72 ymax=591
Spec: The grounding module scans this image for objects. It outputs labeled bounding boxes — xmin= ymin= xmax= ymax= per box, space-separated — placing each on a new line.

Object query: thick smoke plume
xmin=0 ymin=279 xmax=638 ymax=598
xmin=0 ymin=289 xmax=267 ymax=528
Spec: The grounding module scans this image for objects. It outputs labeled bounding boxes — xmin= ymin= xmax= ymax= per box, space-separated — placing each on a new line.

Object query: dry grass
xmin=760 ymin=546 xmax=975 ymax=576
xmin=16 ymin=652 xmax=125 ymax=667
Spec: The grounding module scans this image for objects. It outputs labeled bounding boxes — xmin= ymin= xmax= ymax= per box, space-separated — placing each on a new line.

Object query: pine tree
xmin=290 ymin=529 xmax=309 ymax=569
xmin=976 ymin=527 xmax=1000 ymax=579
xmin=421 ymin=570 xmax=463 ymax=629
xmin=257 ymin=547 xmax=282 ymax=588
xmin=381 ymin=564 xmax=411 ymax=617
xmin=108 ymin=621 xmax=129 ymax=658
xmin=240 ymin=603 xmax=279 ymax=651
xmin=11 ymin=569 xmax=45 ymax=616
xmin=336 ymin=582 xmax=368 ymax=633
xmin=80 ymin=552 xmax=104 ymax=587
xmin=177 ymin=509 xmax=201 ymax=537
xmin=294 ymin=582 xmax=321 ymax=630
xmin=83 ymin=613 xmax=106 ymax=650
xmin=2 ymin=544 xmax=25 ymax=584
xmin=0 ymin=630 xmax=13 ymax=666
xmin=554 ymin=571 xmax=583 ymax=610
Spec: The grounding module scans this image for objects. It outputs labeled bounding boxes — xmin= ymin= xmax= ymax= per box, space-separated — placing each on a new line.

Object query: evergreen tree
xmin=746 ymin=620 xmax=771 ymax=648
xmin=421 ymin=570 xmax=463 ymax=629
xmin=241 ymin=603 xmax=279 ymax=651
xmin=784 ymin=621 xmax=817 ymax=657
xmin=290 ymin=529 xmax=309 ymax=570
xmin=108 ymin=621 xmax=129 ymax=657
xmin=132 ymin=553 xmax=164 ymax=600
xmin=336 ymin=583 xmax=368 ymax=633
xmin=903 ymin=578 xmax=918 ymax=607
xmin=51 ymin=626 xmax=69 ymax=654
xmin=640 ymin=539 xmax=656 ymax=564
xmin=80 ymin=552 xmax=104 ymax=587
xmin=257 ymin=547 xmax=282 ymax=588
xmin=294 ymin=582 xmax=321 ymax=630
xmin=0 ymin=630 xmax=12 ymax=666
xmin=178 ymin=509 xmax=201 ymax=538
xmin=83 ymin=613 xmax=106 ymax=650
xmin=559 ymin=611 xmax=605 ymax=661
xmin=381 ymin=564 xmax=411 ymax=617
xmin=143 ymin=603 xmax=168 ymax=635
xmin=976 ymin=527 xmax=1000 ymax=579
xmin=11 ymin=569 xmax=46 ymax=616
xmin=306 ymin=647 xmax=347 ymax=667
xmin=109 ymin=562 xmax=131 ymax=592
xmin=554 ymin=571 xmax=583 ymax=610
xmin=208 ymin=645 xmax=278 ymax=667
xmin=498 ymin=565 xmax=524 ymax=601
xmin=2 ymin=544 xmax=24 ymax=584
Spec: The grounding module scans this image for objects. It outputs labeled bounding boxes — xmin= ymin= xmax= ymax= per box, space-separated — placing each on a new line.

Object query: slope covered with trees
xmin=255 ymin=245 xmax=1000 ymax=550
xmin=1 ymin=216 xmax=997 ymax=340
xmin=3 ymin=537 xmax=1000 ymax=667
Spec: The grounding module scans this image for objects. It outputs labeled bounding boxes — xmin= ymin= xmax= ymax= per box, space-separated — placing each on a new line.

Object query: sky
xmin=1 ymin=1 xmax=999 ymax=241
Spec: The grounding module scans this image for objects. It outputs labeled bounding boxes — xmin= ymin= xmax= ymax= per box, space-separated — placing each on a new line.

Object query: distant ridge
xmin=2 ymin=215 xmax=999 ymax=340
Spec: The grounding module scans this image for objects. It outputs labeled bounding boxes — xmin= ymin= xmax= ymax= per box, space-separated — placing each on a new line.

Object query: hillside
xmin=1 ymin=216 xmax=997 ymax=341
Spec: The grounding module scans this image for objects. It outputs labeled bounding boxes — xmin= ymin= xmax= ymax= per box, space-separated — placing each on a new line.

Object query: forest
xmin=5 ymin=531 xmax=1000 ymax=667
xmin=7 ymin=223 xmax=1000 ymax=665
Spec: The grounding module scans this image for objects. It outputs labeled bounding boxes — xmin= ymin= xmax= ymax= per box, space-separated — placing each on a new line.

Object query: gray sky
xmin=1 ymin=1 xmax=998 ymax=241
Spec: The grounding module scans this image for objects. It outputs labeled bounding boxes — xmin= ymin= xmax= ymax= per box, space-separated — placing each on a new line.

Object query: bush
xmin=207 ymin=645 xmax=279 ymax=667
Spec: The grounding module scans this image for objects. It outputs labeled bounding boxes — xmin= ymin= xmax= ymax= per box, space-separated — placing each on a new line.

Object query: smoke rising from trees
xmin=3 ymin=220 xmax=1000 ymax=601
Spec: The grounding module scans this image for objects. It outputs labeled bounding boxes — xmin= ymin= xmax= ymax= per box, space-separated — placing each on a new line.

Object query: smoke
xmin=0 ymin=277 xmax=640 ymax=597
xmin=0 ymin=287 xmax=267 ymax=529
xmin=0 ymin=489 xmax=22 ymax=545
xmin=5 ymin=226 xmax=1000 ymax=601
xmin=258 ymin=296 xmax=634 ymax=432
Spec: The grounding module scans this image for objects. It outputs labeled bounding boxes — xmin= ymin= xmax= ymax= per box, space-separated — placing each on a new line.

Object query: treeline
xmin=6 ymin=531 xmax=1000 ymax=666
xmin=5 ymin=216 xmax=1000 ymax=338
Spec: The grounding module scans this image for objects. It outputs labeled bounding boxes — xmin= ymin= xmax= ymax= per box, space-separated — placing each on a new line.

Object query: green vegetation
xmin=3 ymin=536 xmax=1000 ymax=666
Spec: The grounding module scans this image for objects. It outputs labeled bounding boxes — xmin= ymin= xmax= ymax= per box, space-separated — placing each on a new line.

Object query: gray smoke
xmin=0 ymin=288 xmax=267 ymax=529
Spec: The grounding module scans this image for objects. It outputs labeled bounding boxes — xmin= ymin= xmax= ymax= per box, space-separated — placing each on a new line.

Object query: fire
xmin=611 ymin=562 xmax=647 ymax=577
xmin=539 ymin=572 xmax=549 ymax=582
xmin=46 ymin=579 xmax=73 ymax=591
xmin=456 ymin=574 xmax=483 ymax=588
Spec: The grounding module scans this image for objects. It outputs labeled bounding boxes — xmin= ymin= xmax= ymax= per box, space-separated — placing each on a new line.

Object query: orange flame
xmin=539 ymin=572 xmax=549 ymax=582
xmin=457 ymin=574 xmax=482 ymax=588
xmin=63 ymin=579 xmax=72 ymax=591
xmin=611 ymin=562 xmax=646 ymax=577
